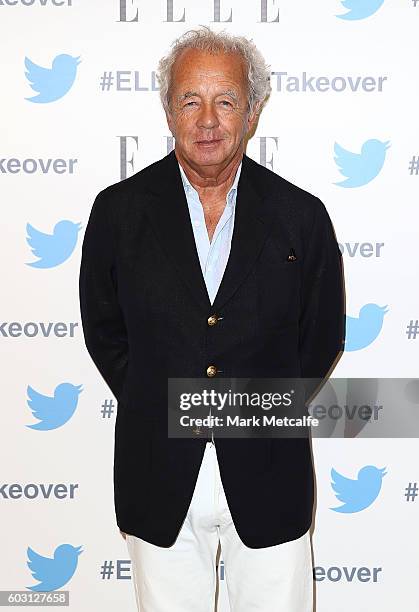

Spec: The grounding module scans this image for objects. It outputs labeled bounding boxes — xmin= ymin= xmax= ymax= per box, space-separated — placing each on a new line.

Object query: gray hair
xmin=156 ymin=26 xmax=271 ymax=116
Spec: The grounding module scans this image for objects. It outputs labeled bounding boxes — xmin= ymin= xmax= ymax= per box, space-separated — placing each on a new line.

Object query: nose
xmin=196 ymin=102 xmax=219 ymax=130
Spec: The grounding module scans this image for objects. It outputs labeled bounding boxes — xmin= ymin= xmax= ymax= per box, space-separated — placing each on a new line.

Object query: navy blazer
xmin=79 ymin=149 xmax=345 ymax=548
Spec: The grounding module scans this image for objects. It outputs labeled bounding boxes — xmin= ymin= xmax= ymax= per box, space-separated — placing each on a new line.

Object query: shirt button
xmin=206 ymin=365 xmax=217 ymax=377
xmin=207 ymin=314 xmax=219 ymax=326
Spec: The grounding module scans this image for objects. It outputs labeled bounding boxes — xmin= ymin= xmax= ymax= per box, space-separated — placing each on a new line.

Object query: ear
xmin=165 ymin=109 xmax=175 ymax=136
xmin=246 ymin=102 xmax=261 ymax=132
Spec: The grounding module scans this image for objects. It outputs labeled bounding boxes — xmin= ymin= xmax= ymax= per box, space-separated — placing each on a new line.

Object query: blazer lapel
xmin=211 ymin=157 xmax=276 ymax=313
xmin=144 ymin=150 xmax=279 ymax=314
xmin=145 ymin=150 xmax=211 ymax=311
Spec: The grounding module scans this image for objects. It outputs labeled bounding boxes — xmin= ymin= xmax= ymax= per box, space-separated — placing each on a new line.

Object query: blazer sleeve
xmin=79 ymin=189 xmax=129 ymax=403
xmin=298 ymin=197 xmax=345 ymax=381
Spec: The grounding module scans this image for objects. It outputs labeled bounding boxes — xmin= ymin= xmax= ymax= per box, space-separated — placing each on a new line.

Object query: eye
xmin=219 ymin=100 xmax=233 ymax=107
xmin=184 ymin=101 xmax=198 ymax=107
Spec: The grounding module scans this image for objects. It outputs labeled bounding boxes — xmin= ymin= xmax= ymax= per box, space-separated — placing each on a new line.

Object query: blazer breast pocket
xmin=277 ymin=258 xmax=301 ymax=267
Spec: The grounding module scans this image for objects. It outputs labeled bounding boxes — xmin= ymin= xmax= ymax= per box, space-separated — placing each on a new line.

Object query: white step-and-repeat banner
xmin=1 ymin=1 xmax=418 ymax=610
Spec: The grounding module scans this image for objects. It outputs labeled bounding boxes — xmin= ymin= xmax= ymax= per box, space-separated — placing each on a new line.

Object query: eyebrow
xmin=176 ymin=89 xmax=239 ymax=103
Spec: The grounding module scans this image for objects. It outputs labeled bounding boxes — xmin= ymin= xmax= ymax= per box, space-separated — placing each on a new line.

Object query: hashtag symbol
xmin=101 ymin=399 xmax=115 ymax=418
xmin=100 ymin=72 xmax=113 ymax=91
xmin=406 ymin=320 xmax=419 ymax=339
xmin=100 ymin=560 xmax=115 ymax=579
xmin=408 ymin=155 xmax=419 ymax=175
xmin=404 ymin=482 xmax=418 ymax=501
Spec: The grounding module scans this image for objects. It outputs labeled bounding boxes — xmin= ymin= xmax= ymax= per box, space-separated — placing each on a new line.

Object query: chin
xmin=190 ymin=146 xmax=232 ymax=165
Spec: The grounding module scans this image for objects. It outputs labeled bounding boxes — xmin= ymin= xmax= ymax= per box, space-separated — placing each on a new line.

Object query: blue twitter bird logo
xmin=336 ymin=0 xmax=385 ymax=21
xmin=331 ymin=465 xmax=387 ymax=513
xmin=26 ymin=220 xmax=82 ymax=268
xmin=25 ymin=54 xmax=81 ymax=103
xmin=345 ymin=303 xmax=388 ymax=351
xmin=334 ymin=139 xmax=390 ymax=187
xmin=26 ymin=544 xmax=83 ymax=591
xmin=26 ymin=383 xmax=83 ymax=431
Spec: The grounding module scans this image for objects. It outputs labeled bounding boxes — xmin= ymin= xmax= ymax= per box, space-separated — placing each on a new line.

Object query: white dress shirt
xmin=178 ymin=160 xmax=242 ymax=306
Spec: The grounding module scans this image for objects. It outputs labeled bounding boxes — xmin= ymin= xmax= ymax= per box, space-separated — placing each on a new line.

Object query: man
xmin=79 ymin=27 xmax=345 ymax=612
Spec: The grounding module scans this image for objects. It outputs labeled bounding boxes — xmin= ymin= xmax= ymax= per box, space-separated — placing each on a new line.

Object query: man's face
xmin=166 ymin=48 xmax=258 ymax=172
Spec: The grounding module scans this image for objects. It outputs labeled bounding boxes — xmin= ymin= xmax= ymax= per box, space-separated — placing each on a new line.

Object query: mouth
xmin=195 ymin=139 xmax=223 ymax=148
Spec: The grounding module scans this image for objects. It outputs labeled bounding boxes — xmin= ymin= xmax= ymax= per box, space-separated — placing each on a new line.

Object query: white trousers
xmin=126 ymin=440 xmax=313 ymax=612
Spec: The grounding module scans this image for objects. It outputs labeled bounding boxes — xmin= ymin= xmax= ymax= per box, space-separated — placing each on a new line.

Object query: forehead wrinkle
xmin=171 ymin=49 xmax=247 ymax=94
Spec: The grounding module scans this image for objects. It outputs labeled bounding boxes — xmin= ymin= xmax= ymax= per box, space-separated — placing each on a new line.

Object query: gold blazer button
xmin=206 ymin=365 xmax=217 ymax=377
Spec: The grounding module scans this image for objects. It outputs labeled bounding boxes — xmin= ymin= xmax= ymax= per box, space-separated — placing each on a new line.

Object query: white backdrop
xmin=1 ymin=1 xmax=418 ymax=610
